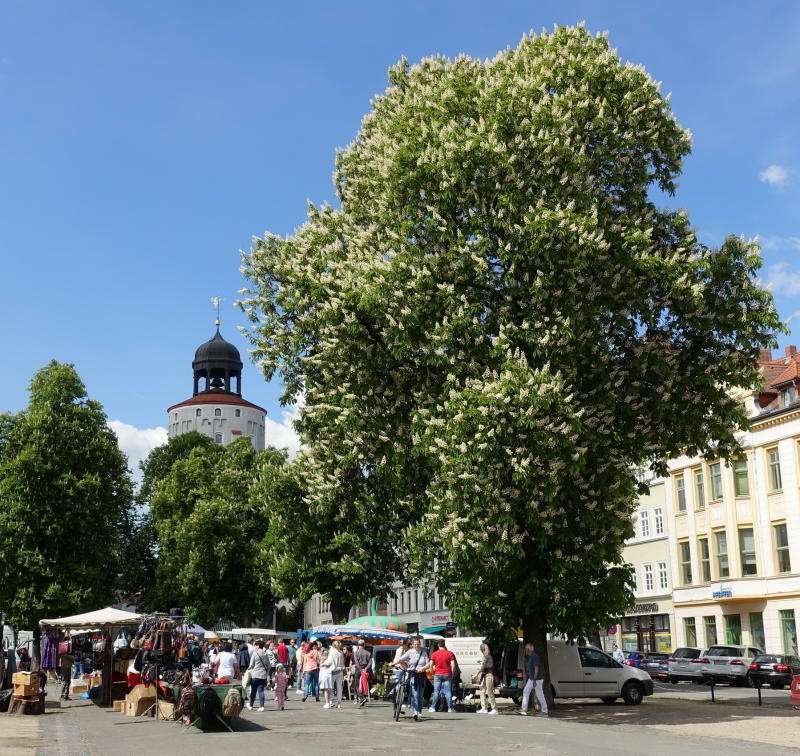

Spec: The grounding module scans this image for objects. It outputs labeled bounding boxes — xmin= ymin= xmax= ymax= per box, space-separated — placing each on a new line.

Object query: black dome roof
xmin=193 ymin=328 xmax=243 ymax=369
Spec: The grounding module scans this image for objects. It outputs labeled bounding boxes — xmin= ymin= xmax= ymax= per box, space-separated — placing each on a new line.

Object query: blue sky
xmin=2 ymin=1 xmax=799 ymax=470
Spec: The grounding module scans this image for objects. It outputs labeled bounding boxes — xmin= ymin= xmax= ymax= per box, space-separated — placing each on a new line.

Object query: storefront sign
xmin=712 ymin=589 xmax=733 ymax=599
xmin=430 ymin=615 xmax=451 ymax=623
xmin=625 ymin=603 xmax=658 ymax=615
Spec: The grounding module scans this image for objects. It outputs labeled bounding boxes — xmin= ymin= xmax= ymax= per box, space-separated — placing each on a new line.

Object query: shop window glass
xmin=684 ymin=617 xmax=697 ymax=647
xmin=749 ymin=612 xmax=765 ymax=651
xmin=738 ymin=528 xmax=757 ymax=576
xmin=781 ymin=610 xmax=797 ymax=655
xmin=732 ymin=457 xmax=749 ymax=497
xmin=775 ymin=523 xmax=791 ymax=573
xmin=699 ymin=537 xmax=711 ymax=582
xmin=710 ymin=462 xmax=723 ymax=501
xmin=680 ymin=541 xmax=692 ymax=585
xmin=694 ymin=469 xmax=705 ymax=509
xmin=715 ymin=531 xmax=730 ymax=578
xmin=725 ymin=614 xmax=742 ymax=645
xmin=704 ymin=616 xmax=718 ymax=647
xmin=768 ymin=448 xmax=783 ymax=491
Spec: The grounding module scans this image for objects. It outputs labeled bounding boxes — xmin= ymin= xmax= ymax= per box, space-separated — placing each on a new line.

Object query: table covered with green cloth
xmin=169 ymin=682 xmax=244 ymax=729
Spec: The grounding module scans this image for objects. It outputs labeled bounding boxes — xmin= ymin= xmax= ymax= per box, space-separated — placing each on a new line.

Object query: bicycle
xmin=393 ymin=669 xmax=411 ymax=721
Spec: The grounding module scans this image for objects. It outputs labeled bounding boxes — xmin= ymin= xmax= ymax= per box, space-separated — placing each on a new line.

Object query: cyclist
xmin=394 ymin=637 xmax=430 ymax=720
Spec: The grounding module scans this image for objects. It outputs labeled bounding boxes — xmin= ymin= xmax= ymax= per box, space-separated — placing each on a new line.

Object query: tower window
xmin=214 ymin=433 xmax=223 ymax=444
xmin=214 ymin=408 xmax=221 ymax=417
xmin=173 ymin=412 xmax=177 ymax=419
xmin=235 ymin=409 xmax=241 ymax=417
xmin=196 ymin=409 xmax=201 ymax=417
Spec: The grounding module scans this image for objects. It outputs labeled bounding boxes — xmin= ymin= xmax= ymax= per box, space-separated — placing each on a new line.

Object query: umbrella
xmin=346 ymin=615 xmax=407 ymax=632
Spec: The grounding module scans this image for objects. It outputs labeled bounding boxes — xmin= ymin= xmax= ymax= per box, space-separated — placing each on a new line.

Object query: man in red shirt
xmin=276 ymin=639 xmax=289 ymax=666
xmin=428 ymin=640 xmax=456 ymax=713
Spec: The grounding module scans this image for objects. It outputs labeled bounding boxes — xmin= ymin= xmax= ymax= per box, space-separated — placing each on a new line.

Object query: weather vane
xmin=211 ymin=296 xmax=221 ymax=326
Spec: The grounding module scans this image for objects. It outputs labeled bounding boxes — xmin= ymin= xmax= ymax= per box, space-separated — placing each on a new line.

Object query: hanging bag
xmin=58 ymin=633 xmax=71 ymax=656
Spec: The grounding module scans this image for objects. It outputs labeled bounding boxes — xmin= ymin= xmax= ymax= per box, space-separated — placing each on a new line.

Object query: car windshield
xmin=753 ymin=655 xmax=781 ymax=664
xmin=707 ymin=646 xmax=743 ymax=657
xmin=645 ymin=653 xmax=669 ymax=661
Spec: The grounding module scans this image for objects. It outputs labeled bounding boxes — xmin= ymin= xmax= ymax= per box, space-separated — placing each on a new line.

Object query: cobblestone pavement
xmin=5 ymin=690 xmax=798 ymax=756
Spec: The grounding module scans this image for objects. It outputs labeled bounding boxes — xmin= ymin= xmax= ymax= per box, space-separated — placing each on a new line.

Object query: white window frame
xmin=654 ymin=507 xmax=663 ymax=535
xmin=644 ymin=563 xmax=654 ymax=592
xmin=641 ymin=510 xmax=650 ymax=538
xmin=768 ymin=448 xmax=782 ymax=492
xmin=657 ymin=561 xmax=668 ymax=590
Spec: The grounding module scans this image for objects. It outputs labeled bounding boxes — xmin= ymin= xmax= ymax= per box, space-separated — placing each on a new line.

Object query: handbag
xmin=58 ymin=637 xmax=71 ymax=655
xmin=242 ymin=669 xmax=252 ymax=688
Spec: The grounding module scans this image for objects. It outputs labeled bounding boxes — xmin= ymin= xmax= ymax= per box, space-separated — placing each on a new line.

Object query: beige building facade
xmin=666 ymin=389 xmax=800 ymax=655
xmin=614 ymin=480 xmax=675 ymax=652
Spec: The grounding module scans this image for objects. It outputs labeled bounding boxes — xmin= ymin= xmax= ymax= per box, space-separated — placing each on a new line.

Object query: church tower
xmin=167 ymin=320 xmax=267 ymax=450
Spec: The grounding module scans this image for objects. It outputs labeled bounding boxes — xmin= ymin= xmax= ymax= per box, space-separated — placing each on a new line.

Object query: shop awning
xmin=420 ymin=625 xmax=447 ymax=635
xmin=39 ymin=607 xmax=142 ymax=630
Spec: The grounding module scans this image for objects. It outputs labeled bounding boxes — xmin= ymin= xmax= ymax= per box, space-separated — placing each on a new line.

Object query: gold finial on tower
xmin=210 ymin=296 xmax=221 ymax=327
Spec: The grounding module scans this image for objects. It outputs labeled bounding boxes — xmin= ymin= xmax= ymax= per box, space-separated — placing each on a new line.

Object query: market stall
xmin=39 ymin=607 xmax=143 ymax=706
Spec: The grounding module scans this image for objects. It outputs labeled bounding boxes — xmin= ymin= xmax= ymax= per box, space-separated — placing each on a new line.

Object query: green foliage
xmin=257 ymin=453 xmax=403 ymax=622
xmin=149 ymin=438 xmax=280 ymax=626
xmin=239 ymin=26 xmax=784 ymax=641
xmin=0 ymin=361 xmax=133 ymax=629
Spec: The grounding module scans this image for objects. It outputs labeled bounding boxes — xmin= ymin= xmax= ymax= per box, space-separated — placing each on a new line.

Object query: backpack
xmin=176 ymin=686 xmax=197 ymax=718
xmin=197 ymin=686 xmax=222 ymax=721
xmin=188 ymin=642 xmax=202 ymax=667
xmin=222 ymin=686 xmax=244 ymax=717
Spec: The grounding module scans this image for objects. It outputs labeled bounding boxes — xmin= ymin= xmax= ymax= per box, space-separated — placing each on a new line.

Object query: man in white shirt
xmin=612 ymin=644 xmax=624 ymax=664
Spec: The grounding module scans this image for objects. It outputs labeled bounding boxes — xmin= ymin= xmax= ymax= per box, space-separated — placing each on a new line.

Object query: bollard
xmin=702 ymin=672 xmax=716 ymax=702
xmin=753 ymin=678 xmax=762 ymax=706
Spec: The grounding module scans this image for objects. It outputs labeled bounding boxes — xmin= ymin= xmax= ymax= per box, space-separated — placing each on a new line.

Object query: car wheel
xmin=668 ymin=676 xmax=678 ymax=685
xmin=621 ymin=682 xmax=644 ymax=706
xmin=601 ymin=697 xmax=616 ymax=704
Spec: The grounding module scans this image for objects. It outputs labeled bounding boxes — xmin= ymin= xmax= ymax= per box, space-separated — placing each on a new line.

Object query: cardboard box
xmin=112 ymin=700 xmax=124 ymax=712
xmin=14 ymin=682 xmax=39 ymax=698
xmin=156 ymin=700 xmax=175 ymax=720
xmin=125 ymin=698 xmax=154 ymax=717
xmin=70 ymin=681 xmax=89 ymax=695
xmin=12 ymin=671 xmax=35 ymax=686
xmin=126 ymin=684 xmax=156 ymax=703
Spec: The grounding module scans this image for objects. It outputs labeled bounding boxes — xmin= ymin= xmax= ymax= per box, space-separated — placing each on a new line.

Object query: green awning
xmin=419 ymin=625 xmax=447 ymax=635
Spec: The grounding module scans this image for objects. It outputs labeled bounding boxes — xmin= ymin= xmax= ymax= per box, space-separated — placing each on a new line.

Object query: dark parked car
xmin=641 ymin=652 xmax=670 ymax=680
xmin=748 ymin=654 xmax=800 ymax=689
xmin=623 ymin=651 xmax=648 ymax=668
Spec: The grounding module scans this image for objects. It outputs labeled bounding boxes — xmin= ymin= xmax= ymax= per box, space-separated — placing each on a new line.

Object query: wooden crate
xmin=13 ymin=682 xmax=39 ymax=698
xmin=112 ymin=700 xmax=124 ymax=712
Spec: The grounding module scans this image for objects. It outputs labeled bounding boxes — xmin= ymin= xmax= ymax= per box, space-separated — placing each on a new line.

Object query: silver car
xmin=667 ymin=647 xmax=704 ymax=683
xmin=701 ymin=645 xmax=763 ymax=686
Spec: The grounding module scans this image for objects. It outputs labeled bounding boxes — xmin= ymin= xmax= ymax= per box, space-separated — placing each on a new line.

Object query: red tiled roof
xmin=167 ymin=391 xmax=267 ymax=414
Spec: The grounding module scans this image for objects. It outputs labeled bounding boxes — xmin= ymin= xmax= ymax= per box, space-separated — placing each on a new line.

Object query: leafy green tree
xmin=240 ymin=25 xmax=783 ymax=702
xmin=257 ymin=453 xmax=403 ymax=623
xmin=150 ymin=438 xmax=276 ymax=626
xmin=0 ymin=361 xmax=133 ymax=666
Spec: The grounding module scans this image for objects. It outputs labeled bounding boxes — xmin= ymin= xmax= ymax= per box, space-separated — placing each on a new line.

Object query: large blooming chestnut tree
xmin=240 ymin=26 xmax=783 ymax=697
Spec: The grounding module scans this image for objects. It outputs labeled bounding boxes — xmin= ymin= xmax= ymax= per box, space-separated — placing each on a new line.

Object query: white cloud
xmin=759 ymin=235 xmax=800 ymax=251
xmin=265 ymin=400 xmax=303 ymax=457
xmin=108 ymin=420 xmax=168 ymax=481
xmin=759 ymin=164 xmax=790 ymax=188
xmin=766 ymin=262 xmax=800 ymax=297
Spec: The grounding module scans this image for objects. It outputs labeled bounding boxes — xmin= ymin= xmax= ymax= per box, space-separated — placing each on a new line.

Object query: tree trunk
xmin=522 ymin=614 xmax=553 ymax=713
xmin=329 ymin=593 xmax=352 ymax=625
xmin=31 ymin=625 xmax=42 ymax=673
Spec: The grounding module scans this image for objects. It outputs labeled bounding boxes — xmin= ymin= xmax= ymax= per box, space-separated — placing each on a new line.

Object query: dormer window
xmin=781 ymin=385 xmax=797 ymax=406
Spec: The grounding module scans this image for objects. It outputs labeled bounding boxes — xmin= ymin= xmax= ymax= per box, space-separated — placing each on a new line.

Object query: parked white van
xmin=449 ymin=637 xmax=654 ymax=705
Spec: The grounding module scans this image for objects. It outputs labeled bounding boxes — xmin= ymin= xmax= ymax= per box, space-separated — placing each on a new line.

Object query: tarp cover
xmin=40 ymin=606 xmax=142 ymax=630
xmin=312 ymin=624 xmax=411 ymax=641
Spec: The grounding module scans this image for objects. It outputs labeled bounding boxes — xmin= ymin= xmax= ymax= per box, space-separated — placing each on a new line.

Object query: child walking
xmin=274 ymin=664 xmax=288 ymax=710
